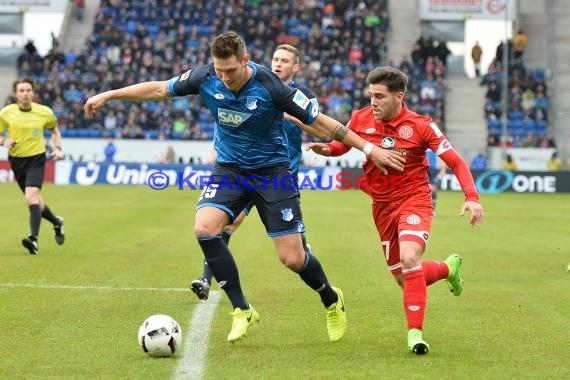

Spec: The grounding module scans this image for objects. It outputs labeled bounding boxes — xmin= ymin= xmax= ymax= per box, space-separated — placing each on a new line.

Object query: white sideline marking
xmin=0 ymin=283 xmax=190 ymax=292
xmin=2 ymin=282 xmax=222 ymax=379
xmin=173 ymin=291 xmax=221 ymax=380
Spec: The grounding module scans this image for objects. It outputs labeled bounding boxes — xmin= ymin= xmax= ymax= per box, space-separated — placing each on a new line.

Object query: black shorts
xmin=241 ymin=169 xmax=299 ymax=216
xmin=197 ymin=163 xmax=305 ymax=237
xmin=8 ymin=153 xmax=46 ymax=192
xmin=242 ymin=201 xmax=255 ymax=215
xmin=243 ymin=171 xmax=301 ymax=215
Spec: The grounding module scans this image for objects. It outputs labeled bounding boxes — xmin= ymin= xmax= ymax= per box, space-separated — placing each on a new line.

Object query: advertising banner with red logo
xmin=0 ymin=160 xmax=54 ymax=184
xmin=419 ymin=0 xmax=516 ymax=21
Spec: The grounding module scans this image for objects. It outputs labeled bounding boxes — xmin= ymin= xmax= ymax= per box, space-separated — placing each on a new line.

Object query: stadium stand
xmin=482 ymin=38 xmax=554 ymax=148
xmin=10 ymin=0 xmax=391 ymax=142
xmin=398 ymin=34 xmax=449 ymax=132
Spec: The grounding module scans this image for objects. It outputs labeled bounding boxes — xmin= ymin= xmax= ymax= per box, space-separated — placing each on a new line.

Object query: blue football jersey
xmin=426 ymin=149 xmax=438 ymax=169
xmin=283 ymin=80 xmax=318 ymax=175
xmin=167 ymin=61 xmax=319 ymax=169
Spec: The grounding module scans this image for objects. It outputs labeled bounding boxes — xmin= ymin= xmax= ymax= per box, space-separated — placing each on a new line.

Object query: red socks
xmin=402 ymin=261 xmax=449 ymax=330
xmin=422 ymin=260 xmax=449 ymax=286
xmin=403 ymin=268 xmax=427 ymax=330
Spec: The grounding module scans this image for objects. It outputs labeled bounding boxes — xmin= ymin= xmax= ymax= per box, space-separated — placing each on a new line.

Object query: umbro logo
xmin=408 ymin=305 xmax=421 ymax=311
xmin=365 ymin=127 xmax=376 ymax=134
xmin=214 ymin=93 xmax=225 ymax=99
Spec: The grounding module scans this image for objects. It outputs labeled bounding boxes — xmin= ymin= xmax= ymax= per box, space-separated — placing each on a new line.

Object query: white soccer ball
xmin=137 ymin=314 xmax=182 ymax=357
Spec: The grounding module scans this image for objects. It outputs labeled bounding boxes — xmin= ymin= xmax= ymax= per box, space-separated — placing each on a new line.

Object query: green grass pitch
xmin=1 ymin=184 xmax=569 ymax=379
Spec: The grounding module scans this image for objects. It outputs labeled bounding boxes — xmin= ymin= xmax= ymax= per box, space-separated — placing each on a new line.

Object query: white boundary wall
xmin=0 ymin=138 xmax=369 ymax=167
xmin=0 ymin=139 xmax=557 ymax=171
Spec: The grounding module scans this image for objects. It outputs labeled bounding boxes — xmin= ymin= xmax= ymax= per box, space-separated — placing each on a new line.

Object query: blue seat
xmin=508 ymin=111 xmax=523 ymax=121
xmin=146 ymin=130 xmax=159 ymax=140
xmin=145 ymin=24 xmax=159 ymax=38
xmin=89 ymin=129 xmax=103 ymax=138
xmin=512 ymin=128 xmax=525 ymax=138
xmin=507 ymin=120 xmax=524 ymax=137
xmin=522 ymin=120 xmax=535 ymax=133
xmin=508 ymin=120 xmax=523 ymax=129
xmin=535 ymin=120 xmax=548 ymax=134
xmin=78 ymin=129 xmax=91 ymax=138
xmin=203 ymin=129 xmax=215 ymax=139
xmin=487 ymin=119 xmax=501 ymax=130
xmin=66 ymin=129 xmax=79 ymax=138
xmin=185 ymin=39 xmax=200 ymax=48
xmin=200 ymin=121 xmax=214 ymax=132
xmin=197 ymin=25 xmax=212 ymax=35
xmin=170 ymin=132 xmax=183 ymax=140
xmin=533 ymin=68 xmax=546 ymax=82
xmin=125 ymin=20 xmax=137 ymax=35
xmin=199 ymin=113 xmax=211 ymax=123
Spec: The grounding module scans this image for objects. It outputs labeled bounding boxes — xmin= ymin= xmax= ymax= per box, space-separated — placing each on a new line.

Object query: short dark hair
xmin=13 ymin=77 xmax=35 ymax=92
xmin=210 ymin=31 xmax=247 ymax=59
xmin=366 ymin=67 xmax=407 ymax=93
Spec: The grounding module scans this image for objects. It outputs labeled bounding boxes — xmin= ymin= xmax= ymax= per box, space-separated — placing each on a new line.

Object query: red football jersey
xmin=327 ymin=104 xmax=478 ymax=202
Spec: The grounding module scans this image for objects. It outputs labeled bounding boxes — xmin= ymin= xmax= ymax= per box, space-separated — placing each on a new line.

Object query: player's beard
xmin=381 ymin=97 xmax=401 ymax=121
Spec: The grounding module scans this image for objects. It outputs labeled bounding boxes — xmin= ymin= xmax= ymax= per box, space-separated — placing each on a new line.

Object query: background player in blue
xmin=84 ymin=31 xmax=406 ymax=343
xmin=190 ymin=44 xmax=316 ymax=301
xmin=426 ymin=149 xmax=446 ymax=208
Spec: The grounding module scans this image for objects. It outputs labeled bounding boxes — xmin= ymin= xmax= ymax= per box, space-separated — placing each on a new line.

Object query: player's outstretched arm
xmin=460 ymin=201 xmax=484 ymax=227
xmin=284 ymin=113 xmax=326 ymax=138
xmin=312 ymin=113 xmax=405 ymax=174
xmin=440 ymin=149 xmax=484 ymax=227
xmin=84 ymin=81 xmax=170 ymax=118
xmin=305 ymin=143 xmax=332 ymax=156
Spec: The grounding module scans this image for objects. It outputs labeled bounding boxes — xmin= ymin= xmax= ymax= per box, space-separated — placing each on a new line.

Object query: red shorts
xmin=372 ymin=190 xmax=434 ymax=275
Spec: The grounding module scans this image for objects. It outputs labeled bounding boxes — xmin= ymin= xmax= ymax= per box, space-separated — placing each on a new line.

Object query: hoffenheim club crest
xmin=246 ymin=97 xmax=257 ymax=110
xmin=281 ymin=208 xmax=294 ymax=221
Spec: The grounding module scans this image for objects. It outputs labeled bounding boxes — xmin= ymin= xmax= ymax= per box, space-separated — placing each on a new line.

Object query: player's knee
xmin=194 ymin=221 xmax=222 ymax=237
xmin=278 ymin=250 xmax=304 ymax=271
xmin=282 ymin=258 xmax=303 ymax=271
xmin=194 ymin=209 xmax=229 ymax=237
xmin=400 ymin=254 xmax=421 ymax=270
xmin=24 ymin=187 xmax=40 ymax=204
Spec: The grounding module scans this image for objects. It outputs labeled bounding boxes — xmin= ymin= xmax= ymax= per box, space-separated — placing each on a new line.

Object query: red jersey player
xmin=307 ymin=66 xmax=484 ymax=354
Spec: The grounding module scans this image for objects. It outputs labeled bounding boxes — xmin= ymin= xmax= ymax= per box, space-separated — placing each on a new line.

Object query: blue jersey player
xmin=426 ymin=149 xmax=446 ymax=208
xmin=84 ymin=31 xmax=405 ymax=343
xmin=190 ymin=44 xmax=315 ymax=301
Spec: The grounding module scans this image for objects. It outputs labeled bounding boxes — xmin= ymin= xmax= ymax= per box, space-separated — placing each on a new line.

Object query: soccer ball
xmin=137 ymin=314 xmax=182 ymax=357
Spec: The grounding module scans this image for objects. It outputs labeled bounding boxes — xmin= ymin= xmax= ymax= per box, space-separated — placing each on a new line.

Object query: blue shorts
xmin=197 ymin=163 xmax=305 ymax=237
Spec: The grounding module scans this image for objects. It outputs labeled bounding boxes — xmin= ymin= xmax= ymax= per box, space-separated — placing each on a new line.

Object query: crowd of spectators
xmin=482 ymin=30 xmax=554 ymax=148
xmin=396 ymin=34 xmax=449 ymax=132
xmin=10 ymin=0 xmax=390 ymax=142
